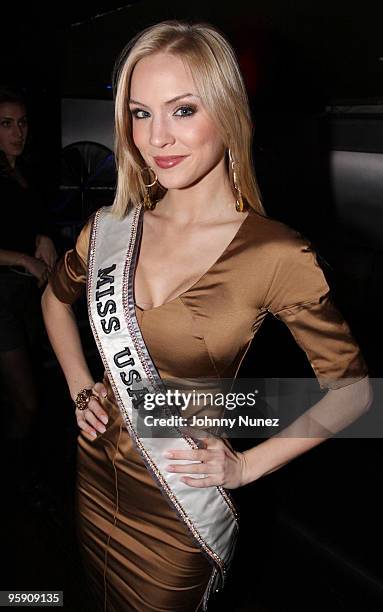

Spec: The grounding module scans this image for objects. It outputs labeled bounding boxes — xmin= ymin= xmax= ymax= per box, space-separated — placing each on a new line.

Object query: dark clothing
xmin=0 ymin=270 xmax=42 ymax=351
xmin=0 ymin=157 xmax=50 ymax=351
xmin=0 ymin=158 xmax=50 ymax=257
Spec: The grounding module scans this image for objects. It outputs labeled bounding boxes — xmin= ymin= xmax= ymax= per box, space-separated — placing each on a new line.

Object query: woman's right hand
xmin=23 ymin=255 xmax=49 ymax=287
xmin=76 ymin=382 xmax=109 ymax=440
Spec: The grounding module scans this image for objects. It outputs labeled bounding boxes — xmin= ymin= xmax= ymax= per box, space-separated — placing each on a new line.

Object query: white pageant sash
xmin=86 ymin=204 xmax=239 ymax=610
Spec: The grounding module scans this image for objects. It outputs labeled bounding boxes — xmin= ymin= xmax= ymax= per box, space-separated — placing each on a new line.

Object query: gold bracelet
xmin=74 ymin=387 xmax=93 ymax=411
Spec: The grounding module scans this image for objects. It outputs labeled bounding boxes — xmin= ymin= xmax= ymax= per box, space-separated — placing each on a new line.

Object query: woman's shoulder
xmin=74 ymin=211 xmax=98 ymax=265
xmin=244 ymin=209 xmax=329 ymax=313
xmin=75 ymin=204 xmax=126 ymax=259
xmin=246 ymin=207 xmax=313 ymax=260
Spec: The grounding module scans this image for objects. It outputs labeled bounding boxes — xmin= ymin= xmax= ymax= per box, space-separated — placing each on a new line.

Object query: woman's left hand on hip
xmin=164 ymin=435 xmax=246 ymax=489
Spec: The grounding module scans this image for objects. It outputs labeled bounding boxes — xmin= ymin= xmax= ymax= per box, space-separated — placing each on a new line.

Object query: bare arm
xmin=0 ymin=247 xmax=34 ymax=267
xmin=0 ymin=247 xmax=49 ymax=286
xmin=41 ymin=282 xmax=108 ymax=438
xmin=240 ymin=375 xmax=373 ymax=486
xmin=41 ymin=282 xmax=94 ymax=399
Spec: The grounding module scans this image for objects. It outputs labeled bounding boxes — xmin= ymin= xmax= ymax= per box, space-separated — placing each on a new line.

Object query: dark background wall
xmin=1 ymin=1 xmax=383 ymax=169
xmin=3 ymin=1 xmax=382 ymax=101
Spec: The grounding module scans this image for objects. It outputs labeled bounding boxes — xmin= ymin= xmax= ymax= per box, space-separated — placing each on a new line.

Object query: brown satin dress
xmin=49 ymin=207 xmax=368 ymax=612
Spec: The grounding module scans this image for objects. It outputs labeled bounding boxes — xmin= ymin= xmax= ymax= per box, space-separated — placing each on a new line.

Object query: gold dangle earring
xmin=141 ymin=166 xmax=158 ymax=210
xmin=228 ymin=148 xmax=245 ymax=212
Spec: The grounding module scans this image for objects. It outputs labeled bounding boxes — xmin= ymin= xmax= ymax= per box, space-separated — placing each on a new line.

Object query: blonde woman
xmin=42 ymin=20 xmax=371 ymax=612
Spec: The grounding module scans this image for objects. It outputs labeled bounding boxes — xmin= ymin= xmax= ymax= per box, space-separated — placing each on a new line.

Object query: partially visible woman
xmin=0 ymin=86 xmax=57 ymax=464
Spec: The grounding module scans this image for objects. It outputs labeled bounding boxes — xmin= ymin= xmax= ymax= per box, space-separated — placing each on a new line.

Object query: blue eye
xmin=174 ymin=105 xmax=196 ymax=117
xmin=131 ymin=109 xmax=150 ymax=119
xmin=130 ymin=105 xmax=196 ymax=119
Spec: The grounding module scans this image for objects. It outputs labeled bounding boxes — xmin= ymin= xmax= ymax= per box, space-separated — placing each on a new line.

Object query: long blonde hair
xmin=111 ymin=19 xmax=265 ymax=217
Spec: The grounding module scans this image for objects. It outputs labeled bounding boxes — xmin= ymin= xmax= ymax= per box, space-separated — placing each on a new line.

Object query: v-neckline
xmin=134 ymin=208 xmax=253 ymax=313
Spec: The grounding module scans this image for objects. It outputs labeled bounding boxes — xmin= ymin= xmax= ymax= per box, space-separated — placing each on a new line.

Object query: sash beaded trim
xmin=86 ymin=204 xmax=239 ymax=610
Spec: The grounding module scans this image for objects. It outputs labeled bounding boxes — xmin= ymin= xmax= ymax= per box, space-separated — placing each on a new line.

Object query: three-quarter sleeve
xmin=49 ymin=216 xmax=93 ymax=304
xmin=263 ymin=230 xmax=368 ymax=390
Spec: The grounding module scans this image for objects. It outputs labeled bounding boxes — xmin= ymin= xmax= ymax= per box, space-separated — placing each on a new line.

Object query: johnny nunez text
xmin=143 ymin=415 xmax=280 ymax=429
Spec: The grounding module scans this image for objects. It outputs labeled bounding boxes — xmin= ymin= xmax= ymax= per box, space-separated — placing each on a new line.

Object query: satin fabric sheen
xmin=76 ymin=377 xmax=212 ymax=612
xmin=49 ymin=207 xmax=368 ymax=611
